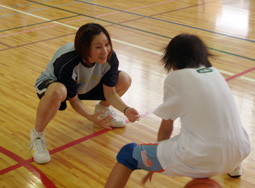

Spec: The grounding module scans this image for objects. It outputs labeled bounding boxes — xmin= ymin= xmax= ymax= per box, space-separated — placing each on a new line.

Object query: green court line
xmin=2 ymin=0 xmax=255 ymax=62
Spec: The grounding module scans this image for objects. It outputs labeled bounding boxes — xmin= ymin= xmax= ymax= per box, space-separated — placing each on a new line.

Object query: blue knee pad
xmin=117 ymin=143 xmax=139 ymax=171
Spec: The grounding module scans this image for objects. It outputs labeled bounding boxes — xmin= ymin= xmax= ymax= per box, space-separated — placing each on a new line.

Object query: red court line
xmin=50 ymin=128 xmax=111 ymax=154
xmin=0 ymin=128 xmax=111 ymax=173
xmin=0 ymin=128 xmax=111 ymax=187
xmin=0 ymin=146 xmax=57 ymax=188
xmin=0 ymin=163 xmax=23 ymax=175
xmin=225 ymin=67 xmax=255 ymax=82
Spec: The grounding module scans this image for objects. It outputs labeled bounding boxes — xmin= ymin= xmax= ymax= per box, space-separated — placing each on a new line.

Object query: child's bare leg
xmin=105 ymin=162 xmax=132 ymax=188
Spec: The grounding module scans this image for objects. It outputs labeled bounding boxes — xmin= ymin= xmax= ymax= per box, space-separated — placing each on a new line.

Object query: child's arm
xmin=141 ymin=119 xmax=173 ymax=185
xmin=157 ymin=119 xmax=174 ymax=142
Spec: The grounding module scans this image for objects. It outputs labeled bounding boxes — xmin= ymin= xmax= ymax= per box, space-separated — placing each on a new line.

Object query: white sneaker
xmin=29 ymin=129 xmax=51 ymax=164
xmin=94 ymin=102 xmax=126 ymax=127
xmin=228 ymin=164 xmax=242 ymax=178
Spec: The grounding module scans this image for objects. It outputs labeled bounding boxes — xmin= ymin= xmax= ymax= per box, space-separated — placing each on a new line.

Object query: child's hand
xmin=141 ymin=171 xmax=154 ymax=185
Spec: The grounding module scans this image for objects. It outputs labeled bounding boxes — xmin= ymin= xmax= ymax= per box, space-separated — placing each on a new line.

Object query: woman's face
xmin=88 ymin=32 xmax=111 ymax=64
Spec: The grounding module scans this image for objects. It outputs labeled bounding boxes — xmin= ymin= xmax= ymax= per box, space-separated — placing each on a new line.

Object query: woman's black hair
xmin=161 ymin=34 xmax=212 ymax=72
xmin=74 ymin=23 xmax=113 ymax=63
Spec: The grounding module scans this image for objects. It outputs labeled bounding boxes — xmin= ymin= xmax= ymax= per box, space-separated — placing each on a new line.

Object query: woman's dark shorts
xmin=36 ymin=79 xmax=106 ymax=111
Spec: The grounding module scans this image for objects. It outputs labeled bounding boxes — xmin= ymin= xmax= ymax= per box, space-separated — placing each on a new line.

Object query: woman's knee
xmin=116 ymin=71 xmax=132 ymax=94
xmin=45 ymin=83 xmax=67 ymax=101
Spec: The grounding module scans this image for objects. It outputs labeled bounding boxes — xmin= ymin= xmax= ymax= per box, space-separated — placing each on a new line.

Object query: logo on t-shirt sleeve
xmin=197 ymin=67 xmax=213 ymax=73
xmin=141 ymin=151 xmax=153 ymax=167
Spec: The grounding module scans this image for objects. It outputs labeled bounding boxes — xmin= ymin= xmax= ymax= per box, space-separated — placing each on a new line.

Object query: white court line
xmin=1 ymin=4 xmax=254 ymax=83
xmin=0 ymin=4 xmax=78 ymax=29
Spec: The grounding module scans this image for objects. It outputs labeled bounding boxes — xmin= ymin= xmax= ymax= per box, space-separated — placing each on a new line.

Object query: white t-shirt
xmin=153 ymin=67 xmax=251 ymax=178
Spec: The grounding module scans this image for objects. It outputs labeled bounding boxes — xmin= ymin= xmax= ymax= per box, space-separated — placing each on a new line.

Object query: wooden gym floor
xmin=0 ymin=0 xmax=254 ymax=187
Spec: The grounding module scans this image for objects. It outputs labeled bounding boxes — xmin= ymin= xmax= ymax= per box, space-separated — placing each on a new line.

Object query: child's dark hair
xmin=75 ymin=23 xmax=113 ymax=63
xmin=161 ymin=34 xmax=212 ymax=72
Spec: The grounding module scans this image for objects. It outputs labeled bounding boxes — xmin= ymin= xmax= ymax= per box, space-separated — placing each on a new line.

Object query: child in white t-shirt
xmin=104 ymin=34 xmax=251 ymax=188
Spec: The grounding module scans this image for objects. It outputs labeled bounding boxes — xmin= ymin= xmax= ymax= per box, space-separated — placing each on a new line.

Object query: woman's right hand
xmin=88 ymin=111 xmax=114 ymax=129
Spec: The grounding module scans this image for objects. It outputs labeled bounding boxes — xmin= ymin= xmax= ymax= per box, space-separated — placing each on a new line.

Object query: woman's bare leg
xmin=35 ymin=83 xmax=67 ymax=132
